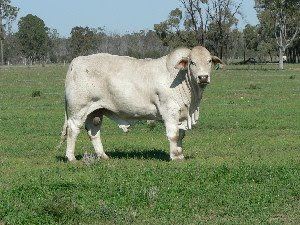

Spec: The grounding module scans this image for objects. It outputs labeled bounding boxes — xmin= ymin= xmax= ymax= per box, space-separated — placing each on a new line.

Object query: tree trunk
xmin=219 ymin=44 xmax=223 ymax=59
xmin=268 ymin=51 xmax=273 ymax=62
xmin=279 ymin=46 xmax=284 ymax=70
xmin=278 ymin=21 xmax=285 ymax=70
xmin=0 ymin=39 xmax=3 ymax=65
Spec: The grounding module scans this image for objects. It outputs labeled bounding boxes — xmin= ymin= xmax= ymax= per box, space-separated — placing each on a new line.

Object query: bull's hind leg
xmin=66 ymin=118 xmax=82 ymax=162
xmin=85 ymin=112 xmax=109 ymax=160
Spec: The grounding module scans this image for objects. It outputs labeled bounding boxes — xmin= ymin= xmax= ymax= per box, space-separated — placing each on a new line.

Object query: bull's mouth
xmin=198 ymin=81 xmax=210 ymax=86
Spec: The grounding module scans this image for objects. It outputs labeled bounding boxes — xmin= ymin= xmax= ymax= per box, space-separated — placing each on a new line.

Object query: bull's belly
xmin=103 ymin=102 xmax=160 ymax=120
xmin=101 ymin=103 xmax=160 ymax=133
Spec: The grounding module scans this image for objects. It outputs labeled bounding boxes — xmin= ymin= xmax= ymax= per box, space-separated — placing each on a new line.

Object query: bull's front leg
xmin=177 ymin=128 xmax=185 ymax=153
xmin=165 ymin=121 xmax=185 ymax=161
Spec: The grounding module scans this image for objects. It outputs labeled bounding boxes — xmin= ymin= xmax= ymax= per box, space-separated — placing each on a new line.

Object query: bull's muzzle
xmin=198 ymin=75 xmax=210 ymax=84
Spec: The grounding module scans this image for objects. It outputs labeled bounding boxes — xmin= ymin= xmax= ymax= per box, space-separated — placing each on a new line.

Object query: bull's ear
xmin=212 ymin=56 xmax=224 ymax=65
xmin=175 ymin=57 xmax=189 ymax=70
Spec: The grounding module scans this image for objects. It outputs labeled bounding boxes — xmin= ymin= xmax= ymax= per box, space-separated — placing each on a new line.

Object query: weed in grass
xmin=247 ymin=83 xmax=261 ymax=90
xmin=82 ymin=152 xmax=97 ymax=165
xmin=289 ymin=75 xmax=296 ymax=79
xmin=145 ymin=186 xmax=159 ymax=203
xmin=41 ymin=194 xmax=82 ymax=224
xmin=31 ymin=90 xmax=41 ymax=97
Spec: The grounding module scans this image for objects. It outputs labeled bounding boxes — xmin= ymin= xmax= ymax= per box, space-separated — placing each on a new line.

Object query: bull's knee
xmin=168 ymin=134 xmax=179 ymax=143
xmin=166 ymin=124 xmax=179 ymax=141
xmin=68 ymin=119 xmax=81 ymax=135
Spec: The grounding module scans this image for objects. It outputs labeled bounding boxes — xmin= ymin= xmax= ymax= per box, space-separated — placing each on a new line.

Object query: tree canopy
xmin=0 ymin=0 xmax=19 ymax=37
xmin=0 ymin=0 xmax=19 ymax=64
xmin=154 ymin=0 xmax=243 ymax=59
xmin=69 ymin=26 xmax=99 ymax=59
xmin=17 ymin=14 xmax=49 ymax=63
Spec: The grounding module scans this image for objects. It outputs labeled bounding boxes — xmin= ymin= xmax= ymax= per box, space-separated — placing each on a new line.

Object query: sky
xmin=10 ymin=0 xmax=259 ymax=37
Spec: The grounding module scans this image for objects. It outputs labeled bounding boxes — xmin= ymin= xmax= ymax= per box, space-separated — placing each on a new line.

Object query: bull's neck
xmin=170 ymin=70 xmax=203 ymax=129
xmin=172 ymin=71 xmax=201 ymax=108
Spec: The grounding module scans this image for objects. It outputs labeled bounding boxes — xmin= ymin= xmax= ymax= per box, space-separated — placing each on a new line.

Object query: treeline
xmin=0 ymin=0 xmax=299 ymax=68
xmin=3 ymin=26 xmax=169 ymax=65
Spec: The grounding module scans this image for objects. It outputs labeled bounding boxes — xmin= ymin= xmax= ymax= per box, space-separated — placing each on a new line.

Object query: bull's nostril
xmin=199 ymin=75 xmax=208 ymax=80
xmin=198 ymin=75 xmax=209 ymax=84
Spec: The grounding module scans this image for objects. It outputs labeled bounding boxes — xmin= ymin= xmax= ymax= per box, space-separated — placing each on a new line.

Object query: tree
xmin=17 ymin=14 xmax=49 ymax=64
xmin=154 ymin=8 xmax=193 ymax=48
xmin=226 ymin=28 xmax=244 ymax=61
xmin=256 ymin=0 xmax=300 ymax=69
xmin=69 ymin=26 xmax=98 ymax=59
xmin=180 ymin=0 xmax=210 ymax=46
xmin=287 ymin=35 xmax=300 ymax=63
xmin=0 ymin=0 xmax=19 ymax=65
xmin=154 ymin=0 xmax=243 ymax=59
xmin=255 ymin=10 xmax=278 ymax=62
xmin=48 ymin=29 xmax=69 ymax=63
xmin=3 ymin=32 xmax=21 ymax=64
xmin=243 ymin=24 xmax=259 ymax=61
xmin=205 ymin=0 xmax=243 ymax=59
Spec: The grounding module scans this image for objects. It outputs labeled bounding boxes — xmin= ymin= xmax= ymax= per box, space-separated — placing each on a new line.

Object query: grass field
xmin=0 ymin=64 xmax=299 ymax=224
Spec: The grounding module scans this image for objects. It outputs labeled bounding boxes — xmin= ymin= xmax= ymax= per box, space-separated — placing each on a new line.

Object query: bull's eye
xmin=208 ymin=59 xmax=212 ymax=63
xmin=190 ymin=61 xmax=196 ymax=66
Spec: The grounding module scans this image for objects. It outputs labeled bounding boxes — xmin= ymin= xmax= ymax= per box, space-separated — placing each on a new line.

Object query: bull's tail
xmin=56 ymin=97 xmax=68 ymax=150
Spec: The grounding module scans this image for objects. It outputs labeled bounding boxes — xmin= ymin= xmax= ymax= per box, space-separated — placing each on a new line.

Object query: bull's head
xmin=175 ymin=46 xmax=224 ymax=86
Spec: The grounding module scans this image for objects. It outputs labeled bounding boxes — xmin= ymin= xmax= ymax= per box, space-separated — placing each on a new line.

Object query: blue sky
xmin=11 ymin=0 xmax=258 ymax=37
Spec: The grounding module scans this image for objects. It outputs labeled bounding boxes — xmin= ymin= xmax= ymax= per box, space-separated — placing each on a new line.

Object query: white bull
xmin=60 ymin=46 xmax=223 ymax=161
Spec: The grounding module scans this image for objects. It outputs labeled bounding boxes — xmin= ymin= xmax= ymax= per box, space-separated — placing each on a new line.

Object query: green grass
xmin=0 ymin=64 xmax=299 ymax=224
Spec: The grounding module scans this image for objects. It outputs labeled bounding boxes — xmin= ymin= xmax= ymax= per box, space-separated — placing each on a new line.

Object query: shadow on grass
xmin=56 ymin=149 xmax=170 ymax=162
xmin=56 ymin=155 xmax=83 ymax=162
xmin=107 ymin=149 xmax=169 ymax=161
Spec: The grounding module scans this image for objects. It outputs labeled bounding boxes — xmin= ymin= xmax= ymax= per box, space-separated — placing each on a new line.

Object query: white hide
xmin=61 ymin=46 xmax=218 ymax=161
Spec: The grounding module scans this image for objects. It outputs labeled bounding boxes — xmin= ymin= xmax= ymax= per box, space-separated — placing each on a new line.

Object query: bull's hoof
xmin=66 ymin=155 xmax=77 ymax=163
xmin=97 ymin=154 xmax=109 ymax=160
xmin=170 ymin=154 xmax=185 ymax=161
xmin=69 ymin=159 xmax=79 ymax=164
